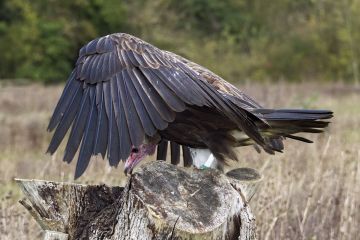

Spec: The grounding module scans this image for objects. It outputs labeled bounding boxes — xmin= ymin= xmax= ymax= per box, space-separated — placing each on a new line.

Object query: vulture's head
xmin=124 ymin=144 xmax=157 ymax=174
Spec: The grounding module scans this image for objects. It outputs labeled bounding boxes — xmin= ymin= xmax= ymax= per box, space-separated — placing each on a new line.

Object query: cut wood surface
xmin=16 ymin=161 xmax=261 ymax=240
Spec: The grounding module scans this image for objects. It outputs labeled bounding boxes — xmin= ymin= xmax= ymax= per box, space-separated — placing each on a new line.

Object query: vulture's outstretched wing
xmin=47 ymin=33 xmax=268 ymax=178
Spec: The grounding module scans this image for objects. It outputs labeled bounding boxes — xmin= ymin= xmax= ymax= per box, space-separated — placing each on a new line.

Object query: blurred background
xmin=0 ymin=0 xmax=359 ymax=239
xmin=1 ymin=0 xmax=360 ymax=83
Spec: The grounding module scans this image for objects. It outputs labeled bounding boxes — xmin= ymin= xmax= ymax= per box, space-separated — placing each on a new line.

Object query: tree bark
xmin=16 ymin=161 xmax=261 ymax=240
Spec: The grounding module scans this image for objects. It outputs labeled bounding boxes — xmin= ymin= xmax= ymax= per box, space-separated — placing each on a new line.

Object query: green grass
xmin=0 ymin=82 xmax=359 ymax=239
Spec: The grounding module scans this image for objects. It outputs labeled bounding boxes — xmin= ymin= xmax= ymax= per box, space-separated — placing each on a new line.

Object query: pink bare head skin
xmin=124 ymin=143 xmax=157 ymax=174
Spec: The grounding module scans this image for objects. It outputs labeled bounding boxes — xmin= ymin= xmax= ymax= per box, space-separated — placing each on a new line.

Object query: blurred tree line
xmin=0 ymin=0 xmax=359 ymax=83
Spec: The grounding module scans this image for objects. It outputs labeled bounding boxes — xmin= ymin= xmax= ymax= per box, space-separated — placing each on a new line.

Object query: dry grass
xmin=0 ymin=81 xmax=359 ymax=239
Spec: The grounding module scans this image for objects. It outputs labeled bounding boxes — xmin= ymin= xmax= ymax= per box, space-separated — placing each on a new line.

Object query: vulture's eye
xmin=132 ymin=148 xmax=139 ymax=153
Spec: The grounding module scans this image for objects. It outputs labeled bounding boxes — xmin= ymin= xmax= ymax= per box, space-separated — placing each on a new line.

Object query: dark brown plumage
xmin=47 ymin=33 xmax=333 ymax=178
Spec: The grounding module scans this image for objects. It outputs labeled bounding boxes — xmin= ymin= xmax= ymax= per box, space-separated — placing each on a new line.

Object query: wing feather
xmin=119 ymin=71 xmax=144 ymax=147
xmin=107 ymin=76 xmax=130 ymax=162
xmin=142 ymin=47 xmax=160 ymax=68
xmin=89 ymin=55 xmax=100 ymax=83
xmin=108 ymin=102 xmax=121 ymax=166
xmin=125 ymin=69 xmax=157 ymax=136
xmin=83 ymin=56 xmax=97 ymax=80
xmin=96 ymin=35 xmax=113 ymax=53
xmin=133 ymin=51 xmax=150 ymax=68
xmin=130 ymin=68 xmax=168 ymax=130
xmin=93 ymin=54 xmax=106 ymax=83
xmin=85 ymin=38 xmax=99 ymax=55
xmin=47 ymin=71 xmax=79 ymax=130
xmin=132 ymin=68 xmax=175 ymax=122
xmin=80 ymin=57 xmax=91 ymax=80
xmin=114 ymin=76 xmax=132 ymax=160
xmin=47 ymin=84 xmax=83 ymax=153
xmin=125 ymin=50 xmax=140 ymax=67
xmin=75 ymin=88 xmax=98 ymax=178
xmin=93 ymin=83 xmax=108 ymax=158
xmin=151 ymin=67 xmax=193 ymax=105
xmin=63 ymin=87 xmax=91 ymax=163
xmin=120 ymin=49 xmax=133 ymax=68
xmin=140 ymin=67 xmax=186 ymax=112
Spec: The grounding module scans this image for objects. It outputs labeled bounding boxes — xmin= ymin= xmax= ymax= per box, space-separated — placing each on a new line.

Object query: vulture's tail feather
xmin=257 ymin=109 xmax=333 ymax=131
xmin=255 ymin=109 xmax=333 ymax=121
xmin=156 ymin=140 xmax=193 ymax=167
xmin=170 ymin=142 xmax=180 ymax=165
xmin=254 ymin=108 xmax=333 ymax=150
xmin=182 ymin=146 xmax=193 ymax=167
xmin=156 ymin=140 xmax=168 ymax=161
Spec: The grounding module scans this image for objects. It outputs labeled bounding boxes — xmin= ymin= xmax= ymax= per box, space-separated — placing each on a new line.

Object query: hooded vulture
xmin=47 ymin=33 xmax=333 ymax=178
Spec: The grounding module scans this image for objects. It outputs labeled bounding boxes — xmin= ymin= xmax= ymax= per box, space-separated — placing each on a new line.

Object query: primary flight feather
xmin=47 ymin=33 xmax=333 ymax=178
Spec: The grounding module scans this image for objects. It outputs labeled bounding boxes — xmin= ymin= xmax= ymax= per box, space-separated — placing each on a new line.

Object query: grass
xmin=0 ymin=81 xmax=359 ymax=239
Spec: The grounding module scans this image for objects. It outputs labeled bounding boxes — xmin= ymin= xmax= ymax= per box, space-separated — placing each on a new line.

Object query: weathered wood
xmin=226 ymin=168 xmax=263 ymax=203
xmin=17 ymin=179 xmax=122 ymax=238
xmin=43 ymin=231 xmax=69 ymax=240
xmin=16 ymin=161 xmax=261 ymax=240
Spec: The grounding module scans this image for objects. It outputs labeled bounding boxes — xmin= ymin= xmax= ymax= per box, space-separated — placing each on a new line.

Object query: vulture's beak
xmin=123 ymin=163 xmax=133 ymax=176
xmin=124 ymin=153 xmax=142 ymax=176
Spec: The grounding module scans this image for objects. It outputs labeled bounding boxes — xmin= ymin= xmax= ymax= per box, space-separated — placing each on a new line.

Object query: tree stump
xmin=16 ymin=161 xmax=262 ymax=240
